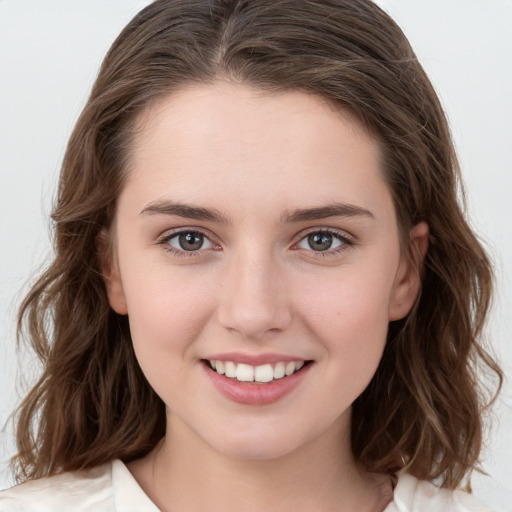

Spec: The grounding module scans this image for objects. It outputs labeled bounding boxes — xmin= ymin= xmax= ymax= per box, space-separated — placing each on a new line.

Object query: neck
xmin=129 ymin=411 xmax=392 ymax=512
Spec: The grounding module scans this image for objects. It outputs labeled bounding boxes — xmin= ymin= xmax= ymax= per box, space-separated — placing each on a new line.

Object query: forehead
xmin=123 ymin=82 xmax=393 ymax=221
xmin=133 ymin=82 xmax=375 ymax=160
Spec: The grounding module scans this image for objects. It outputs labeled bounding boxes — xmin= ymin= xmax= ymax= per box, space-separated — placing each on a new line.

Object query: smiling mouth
xmin=203 ymin=359 xmax=312 ymax=384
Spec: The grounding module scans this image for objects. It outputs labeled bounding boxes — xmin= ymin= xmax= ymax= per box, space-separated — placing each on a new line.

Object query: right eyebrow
xmin=139 ymin=200 xmax=231 ymax=224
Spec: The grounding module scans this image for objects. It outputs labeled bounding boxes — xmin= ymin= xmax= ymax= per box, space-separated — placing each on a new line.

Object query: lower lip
xmin=203 ymin=362 xmax=312 ymax=405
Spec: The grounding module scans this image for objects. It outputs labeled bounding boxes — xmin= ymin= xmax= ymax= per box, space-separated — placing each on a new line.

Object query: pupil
xmin=179 ymin=233 xmax=203 ymax=251
xmin=308 ymin=233 xmax=332 ymax=251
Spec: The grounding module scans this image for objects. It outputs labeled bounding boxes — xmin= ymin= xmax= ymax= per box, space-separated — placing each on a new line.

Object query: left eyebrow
xmin=281 ymin=203 xmax=374 ymax=223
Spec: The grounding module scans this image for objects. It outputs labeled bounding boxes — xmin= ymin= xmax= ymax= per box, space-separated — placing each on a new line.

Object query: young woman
xmin=0 ymin=1 xmax=502 ymax=511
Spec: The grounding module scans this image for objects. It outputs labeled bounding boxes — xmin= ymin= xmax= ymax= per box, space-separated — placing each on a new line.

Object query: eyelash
xmin=295 ymin=228 xmax=355 ymax=257
xmin=157 ymin=229 xmax=219 ymax=258
xmin=157 ymin=227 xmax=355 ymax=258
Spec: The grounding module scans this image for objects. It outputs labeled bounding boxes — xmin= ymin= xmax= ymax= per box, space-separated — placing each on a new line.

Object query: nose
xmin=217 ymin=249 xmax=292 ymax=341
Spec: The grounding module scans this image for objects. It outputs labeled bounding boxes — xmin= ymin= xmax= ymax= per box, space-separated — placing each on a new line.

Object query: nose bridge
xmin=217 ymin=244 xmax=291 ymax=340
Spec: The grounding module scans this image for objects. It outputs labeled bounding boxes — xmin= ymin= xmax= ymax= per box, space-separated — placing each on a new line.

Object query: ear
xmin=97 ymin=230 xmax=128 ymax=315
xmin=388 ymin=221 xmax=429 ymax=321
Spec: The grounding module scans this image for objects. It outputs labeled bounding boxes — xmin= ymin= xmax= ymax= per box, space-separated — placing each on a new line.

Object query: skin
xmin=103 ymin=82 xmax=428 ymax=512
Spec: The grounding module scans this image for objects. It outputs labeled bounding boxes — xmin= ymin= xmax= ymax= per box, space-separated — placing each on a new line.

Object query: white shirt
xmin=0 ymin=459 xmax=494 ymax=511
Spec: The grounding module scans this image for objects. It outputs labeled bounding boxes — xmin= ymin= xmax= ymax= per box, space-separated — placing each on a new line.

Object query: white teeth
xmin=274 ymin=362 xmax=285 ymax=379
xmin=285 ymin=361 xmax=296 ymax=376
xmin=224 ymin=361 xmax=237 ymax=378
xmin=236 ymin=363 xmax=254 ymax=382
xmin=254 ymin=364 xmax=274 ymax=383
xmin=209 ymin=360 xmax=306 ymax=382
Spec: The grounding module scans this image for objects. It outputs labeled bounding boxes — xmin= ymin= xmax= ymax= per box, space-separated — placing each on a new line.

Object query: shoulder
xmin=0 ymin=461 xmax=114 ymax=512
xmin=0 ymin=460 xmax=157 ymax=512
xmin=386 ymin=471 xmax=495 ymax=512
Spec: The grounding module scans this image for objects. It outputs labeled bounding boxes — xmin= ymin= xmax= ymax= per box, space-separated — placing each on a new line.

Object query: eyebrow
xmin=140 ymin=200 xmax=373 ymax=224
xmin=140 ymin=200 xmax=230 ymax=223
xmin=280 ymin=203 xmax=374 ymax=223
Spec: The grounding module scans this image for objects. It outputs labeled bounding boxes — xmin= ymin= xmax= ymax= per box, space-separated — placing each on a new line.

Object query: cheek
xmin=120 ymin=261 xmax=217 ymax=368
xmin=295 ymin=263 xmax=395 ymax=366
xmin=120 ymin=266 xmax=221 ymax=411
xmin=300 ymin=265 xmax=393 ymax=329
xmin=297 ymin=273 xmax=393 ymax=414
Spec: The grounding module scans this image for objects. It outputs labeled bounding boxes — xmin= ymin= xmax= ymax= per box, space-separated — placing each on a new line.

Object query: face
xmin=104 ymin=82 xmax=426 ymax=461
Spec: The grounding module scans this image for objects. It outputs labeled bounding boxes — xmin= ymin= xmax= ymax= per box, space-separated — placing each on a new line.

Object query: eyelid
xmin=157 ymin=227 xmax=221 ymax=256
xmin=156 ymin=225 xmax=355 ymax=258
xmin=295 ymin=226 xmax=355 ymax=242
xmin=291 ymin=227 xmax=355 ymax=254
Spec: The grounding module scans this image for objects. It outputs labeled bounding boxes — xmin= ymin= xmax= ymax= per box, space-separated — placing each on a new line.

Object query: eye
xmin=163 ymin=230 xmax=216 ymax=253
xmin=295 ymin=229 xmax=351 ymax=253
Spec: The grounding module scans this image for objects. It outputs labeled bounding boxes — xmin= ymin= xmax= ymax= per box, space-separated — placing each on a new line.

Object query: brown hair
xmin=12 ymin=0 xmax=501 ymax=488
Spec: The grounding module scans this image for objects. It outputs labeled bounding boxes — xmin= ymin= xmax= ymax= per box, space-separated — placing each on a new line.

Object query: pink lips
xmin=202 ymin=353 xmax=312 ymax=406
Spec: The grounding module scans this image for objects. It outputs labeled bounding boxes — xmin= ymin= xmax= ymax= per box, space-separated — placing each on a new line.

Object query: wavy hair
xmin=12 ymin=0 xmax=501 ymax=488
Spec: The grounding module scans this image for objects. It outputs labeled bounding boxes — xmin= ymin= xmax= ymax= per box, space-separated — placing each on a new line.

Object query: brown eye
xmin=166 ymin=231 xmax=214 ymax=252
xmin=179 ymin=233 xmax=204 ymax=251
xmin=307 ymin=233 xmax=334 ymax=251
xmin=296 ymin=230 xmax=350 ymax=253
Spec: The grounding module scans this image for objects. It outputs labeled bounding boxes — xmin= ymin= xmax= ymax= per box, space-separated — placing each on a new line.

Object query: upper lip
xmin=204 ymin=352 xmax=308 ymax=366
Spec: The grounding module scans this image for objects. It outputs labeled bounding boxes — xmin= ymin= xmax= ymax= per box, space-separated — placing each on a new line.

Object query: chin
xmin=203 ymin=425 xmax=305 ymax=461
xmin=220 ymin=441 xmax=300 ymax=461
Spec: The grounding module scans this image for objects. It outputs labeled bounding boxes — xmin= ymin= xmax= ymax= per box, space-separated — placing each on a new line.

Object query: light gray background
xmin=1 ymin=1 xmax=511 ymax=509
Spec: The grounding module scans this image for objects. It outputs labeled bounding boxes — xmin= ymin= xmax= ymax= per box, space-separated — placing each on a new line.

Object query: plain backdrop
xmin=1 ymin=1 xmax=511 ymax=509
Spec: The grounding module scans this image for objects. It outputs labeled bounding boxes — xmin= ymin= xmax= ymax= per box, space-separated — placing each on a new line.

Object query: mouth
xmin=202 ymin=359 xmax=312 ymax=384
